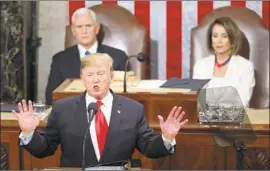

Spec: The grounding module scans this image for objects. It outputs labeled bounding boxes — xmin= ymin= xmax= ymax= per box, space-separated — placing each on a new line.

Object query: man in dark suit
xmin=13 ymin=53 xmax=188 ymax=168
xmin=45 ymin=7 xmax=129 ymax=105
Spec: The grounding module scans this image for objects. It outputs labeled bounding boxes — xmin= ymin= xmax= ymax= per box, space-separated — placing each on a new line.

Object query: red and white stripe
xmin=69 ymin=0 xmax=269 ymax=79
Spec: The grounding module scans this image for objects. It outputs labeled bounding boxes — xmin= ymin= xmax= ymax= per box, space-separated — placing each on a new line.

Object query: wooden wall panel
xmin=0 ymin=131 xmax=20 ymax=170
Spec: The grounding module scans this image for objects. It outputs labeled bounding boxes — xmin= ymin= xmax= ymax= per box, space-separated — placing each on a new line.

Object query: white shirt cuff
xmin=162 ymin=134 xmax=176 ymax=153
xmin=19 ymin=131 xmax=34 ymax=145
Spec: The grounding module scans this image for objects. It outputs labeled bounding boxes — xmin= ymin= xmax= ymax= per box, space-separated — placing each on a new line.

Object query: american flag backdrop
xmin=69 ymin=0 xmax=269 ymax=79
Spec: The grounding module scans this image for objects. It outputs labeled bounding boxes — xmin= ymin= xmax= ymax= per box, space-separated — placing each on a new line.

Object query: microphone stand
xmin=123 ymin=55 xmax=136 ymax=93
xmin=81 ymin=110 xmax=96 ymax=170
xmin=86 ymin=158 xmax=141 ymax=170
xmin=233 ymin=140 xmax=247 ymax=170
xmin=87 ymin=159 xmax=131 ymax=169
xmin=123 ymin=53 xmax=145 ymax=93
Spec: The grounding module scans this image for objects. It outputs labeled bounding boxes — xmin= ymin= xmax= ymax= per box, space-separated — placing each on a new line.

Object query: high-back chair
xmin=190 ymin=6 xmax=269 ymax=108
xmin=65 ymin=4 xmax=149 ymax=79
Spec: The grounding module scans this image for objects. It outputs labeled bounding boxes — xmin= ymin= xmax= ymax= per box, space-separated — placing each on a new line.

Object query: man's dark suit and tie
xmin=19 ymin=91 xmax=176 ymax=167
xmin=13 ymin=52 xmax=188 ymax=168
xmin=45 ymin=7 xmax=129 ymax=105
xmin=45 ymin=43 xmax=128 ymax=105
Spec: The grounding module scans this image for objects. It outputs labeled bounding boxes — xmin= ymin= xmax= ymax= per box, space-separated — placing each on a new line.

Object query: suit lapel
xmin=99 ymin=92 xmax=123 ymax=163
xmin=75 ymin=91 xmax=98 ymax=166
xmin=108 ymin=93 xmax=123 ymax=133
xmin=209 ymin=55 xmax=215 ymax=77
xmin=97 ymin=43 xmax=105 ymax=53
xmin=224 ymin=56 xmax=235 ymax=78
xmin=74 ymin=91 xmax=88 ymax=137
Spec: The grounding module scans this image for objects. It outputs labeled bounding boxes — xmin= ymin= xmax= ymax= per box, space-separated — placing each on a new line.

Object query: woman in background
xmin=193 ymin=17 xmax=255 ymax=108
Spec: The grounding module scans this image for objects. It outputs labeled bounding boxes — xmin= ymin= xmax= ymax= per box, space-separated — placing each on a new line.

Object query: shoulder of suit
xmin=231 ymin=55 xmax=254 ymax=69
xmin=232 ymin=55 xmax=253 ymax=64
xmin=194 ymin=55 xmax=214 ymax=67
xmin=99 ymin=44 xmax=127 ymax=57
xmin=54 ymin=94 xmax=81 ymax=107
xmin=52 ymin=45 xmax=77 ymax=61
xmin=114 ymin=94 xmax=143 ymax=108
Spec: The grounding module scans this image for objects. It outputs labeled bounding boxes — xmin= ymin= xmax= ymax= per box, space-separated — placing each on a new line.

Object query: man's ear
xmin=71 ymin=25 xmax=76 ymax=36
xmin=95 ymin=23 xmax=100 ymax=35
xmin=80 ymin=71 xmax=83 ymax=79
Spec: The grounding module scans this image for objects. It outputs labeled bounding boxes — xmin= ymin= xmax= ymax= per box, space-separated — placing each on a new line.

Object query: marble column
xmin=0 ymin=1 xmax=38 ymax=103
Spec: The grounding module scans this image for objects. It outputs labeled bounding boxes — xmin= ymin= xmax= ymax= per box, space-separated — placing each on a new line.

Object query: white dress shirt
xmin=85 ymin=92 xmax=113 ymax=161
xmin=85 ymin=92 xmax=175 ymax=161
xmin=193 ymin=55 xmax=255 ymax=108
xmin=19 ymin=92 xmax=176 ymax=161
xmin=77 ymin=41 xmax=98 ymax=59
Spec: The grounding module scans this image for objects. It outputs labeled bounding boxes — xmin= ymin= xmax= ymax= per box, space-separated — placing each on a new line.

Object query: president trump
xmin=13 ymin=53 xmax=188 ymax=168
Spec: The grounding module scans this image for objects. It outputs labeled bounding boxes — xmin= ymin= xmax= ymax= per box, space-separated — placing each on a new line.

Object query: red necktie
xmin=95 ymin=100 xmax=108 ymax=156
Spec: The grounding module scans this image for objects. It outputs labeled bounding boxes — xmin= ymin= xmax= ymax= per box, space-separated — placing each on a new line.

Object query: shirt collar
xmin=77 ymin=41 xmax=98 ymax=59
xmin=85 ymin=90 xmax=113 ymax=108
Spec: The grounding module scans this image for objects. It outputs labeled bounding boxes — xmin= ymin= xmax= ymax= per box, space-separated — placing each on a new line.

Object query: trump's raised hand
xmin=158 ymin=106 xmax=188 ymax=141
xmin=12 ymin=99 xmax=42 ymax=133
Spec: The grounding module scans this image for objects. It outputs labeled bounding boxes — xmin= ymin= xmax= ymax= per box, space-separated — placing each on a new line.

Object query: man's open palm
xmin=158 ymin=106 xmax=188 ymax=141
xmin=12 ymin=100 xmax=41 ymax=133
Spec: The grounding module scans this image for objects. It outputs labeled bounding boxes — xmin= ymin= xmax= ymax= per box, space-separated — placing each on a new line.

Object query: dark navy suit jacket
xmin=45 ymin=44 xmax=128 ymax=105
xmin=23 ymin=91 xmax=173 ymax=167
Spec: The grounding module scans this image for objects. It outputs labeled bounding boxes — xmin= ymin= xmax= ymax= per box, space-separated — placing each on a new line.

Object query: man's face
xmin=81 ymin=65 xmax=113 ymax=99
xmin=72 ymin=14 xmax=100 ymax=47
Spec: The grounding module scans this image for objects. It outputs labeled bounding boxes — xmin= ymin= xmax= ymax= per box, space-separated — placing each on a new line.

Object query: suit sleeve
xmin=236 ymin=62 xmax=255 ymax=107
xmin=22 ymin=103 xmax=61 ymax=158
xmin=136 ymin=105 xmax=174 ymax=158
xmin=45 ymin=56 xmax=62 ymax=105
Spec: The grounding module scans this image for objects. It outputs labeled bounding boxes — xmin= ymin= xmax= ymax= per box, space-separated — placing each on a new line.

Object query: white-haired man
xmin=45 ymin=8 xmax=129 ymax=105
xmin=14 ymin=53 xmax=188 ymax=168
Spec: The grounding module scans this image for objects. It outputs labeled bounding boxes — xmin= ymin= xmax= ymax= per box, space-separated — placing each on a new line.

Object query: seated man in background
xmin=193 ymin=17 xmax=255 ymax=108
xmin=45 ymin=8 xmax=129 ymax=105
xmin=13 ymin=53 xmax=188 ymax=168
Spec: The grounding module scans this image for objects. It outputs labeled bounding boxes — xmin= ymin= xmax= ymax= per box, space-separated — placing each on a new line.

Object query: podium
xmin=43 ymin=167 xmax=146 ymax=170
xmin=43 ymin=167 xmax=80 ymax=170
xmin=1 ymin=107 xmax=269 ymax=170
xmin=52 ymin=78 xmax=199 ymax=124
xmin=1 ymin=79 xmax=269 ymax=170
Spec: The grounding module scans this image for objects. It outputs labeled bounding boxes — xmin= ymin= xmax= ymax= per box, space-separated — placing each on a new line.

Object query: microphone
xmin=81 ymin=102 xmax=98 ymax=170
xmin=123 ymin=52 xmax=146 ymax=92
xmin=87 ymin=158 xmax=142 ymax=170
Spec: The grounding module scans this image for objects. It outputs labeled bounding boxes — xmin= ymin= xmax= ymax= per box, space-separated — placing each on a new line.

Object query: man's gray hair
xmin=71 ymin=8 xmax=97 ymax=24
